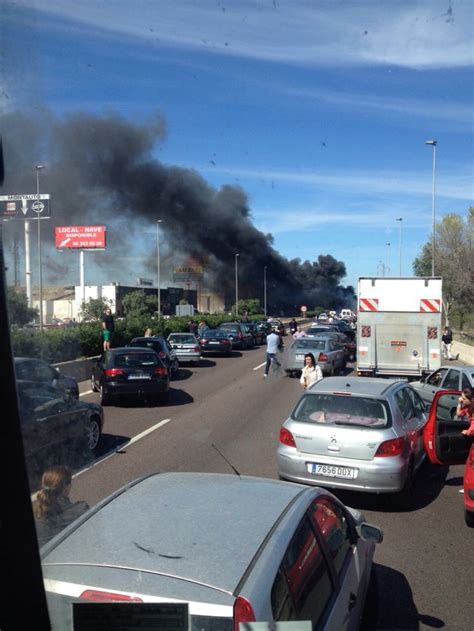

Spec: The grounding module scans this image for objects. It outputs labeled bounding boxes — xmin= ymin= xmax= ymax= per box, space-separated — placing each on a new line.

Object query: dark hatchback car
xmin=199 ymin=329 xmax=233 ymax=355
xmin=91 ymin=348 xmax=170 ymax=406
xmin=218 ymin=322 xmax=254 ymax=349
xmin=244 ymin=321 xmax=266 ymax=345
xmin=127 ymin=336 xmax=179 ymax=378
xmin=14 ymin=357 xmax=79 ymax=399
xmin=16 ymin=381 xmax=103 ymax=478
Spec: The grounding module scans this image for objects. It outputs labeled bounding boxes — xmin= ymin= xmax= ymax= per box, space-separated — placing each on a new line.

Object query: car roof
xmin=310 ymin=376 xmax=404 ymax=396
xmin=42 ymin=472 xmax=305 ymax=594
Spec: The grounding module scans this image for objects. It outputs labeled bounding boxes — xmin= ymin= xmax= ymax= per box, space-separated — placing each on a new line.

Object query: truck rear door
xmin=375 ymin=323 xmax=423 ymax=372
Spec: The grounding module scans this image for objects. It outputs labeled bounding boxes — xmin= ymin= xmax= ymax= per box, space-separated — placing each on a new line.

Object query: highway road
xmin=69 ymin=343 xmax=472 ymax=630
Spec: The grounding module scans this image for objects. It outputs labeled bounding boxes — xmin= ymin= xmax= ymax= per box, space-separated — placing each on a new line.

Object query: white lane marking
xmin=79 ymin=389 xmax=93 ymax=397
xmin=253 ymin=361 xmax=266 ymax=371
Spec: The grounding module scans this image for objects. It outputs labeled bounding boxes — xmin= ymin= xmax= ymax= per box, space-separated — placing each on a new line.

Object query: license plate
xmin=128 ymin=374 xmax=151 ymax=380
xmin=307 ymin=463 xmax=356 ymax=479
xmin=208 ymin=341 xmax=220 ymax=345
xmin=295 ymin=354 xmax=305 ymax=360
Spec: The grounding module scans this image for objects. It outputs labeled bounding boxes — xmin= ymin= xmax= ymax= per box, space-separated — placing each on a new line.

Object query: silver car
xmin=41 ymin=472 xmax=382 ymax=631
xmin=277 ymin=377 xmax=427 ymax=498
xmin=286 ymin=336 xmax=346 ymax=376
xmin=411 ymin=365 xmax=474 ymax=411
xmin=167 ymin=332 xmax=201 ymax=365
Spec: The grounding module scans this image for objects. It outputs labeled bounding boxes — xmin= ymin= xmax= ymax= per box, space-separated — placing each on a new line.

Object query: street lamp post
xmin=263 ymin=266 xmax=267 ymax=316
xmin=36 ymin=164 xmax=45 ymax=331
xmin=386 ymin=242 xmax=391 ymax=277
xmin=235 ymin=253 xmax=239 ymax=317
xmin=425 ymin=140 xmax=437 ymax=276
xmin=396 ymin=218 xmax=403 ymax=276
xmin=156 ymin=219 xmax=163 ymax=318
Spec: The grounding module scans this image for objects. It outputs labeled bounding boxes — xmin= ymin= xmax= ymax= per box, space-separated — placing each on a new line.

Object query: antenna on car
xmin=211 ymin=443 xmax=241 ymax=478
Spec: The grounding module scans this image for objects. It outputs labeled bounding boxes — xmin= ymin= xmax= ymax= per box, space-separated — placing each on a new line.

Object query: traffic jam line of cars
xmin=14 ymin=316 xmax=474 ymax=629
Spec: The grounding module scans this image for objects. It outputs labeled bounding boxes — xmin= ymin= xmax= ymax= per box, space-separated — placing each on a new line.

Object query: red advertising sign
xmin=55 ymin=225 xmax=106 ymax=249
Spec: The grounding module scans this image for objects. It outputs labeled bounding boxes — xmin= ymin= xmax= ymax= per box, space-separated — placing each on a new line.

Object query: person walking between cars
xmin=264 ymin=330 xmax=283 ymax=378
xmin=293 ymin=325 xmax=306 ymax=339
xmin=34 ymin=465 xmax=90 ymax=547
xmin=300 ymin=353 xmax=323 ymax=390
xmin=441 ymin=327 xmax=458 ymax=360
xmin=101 ymin=307 xmax=115 ymax=351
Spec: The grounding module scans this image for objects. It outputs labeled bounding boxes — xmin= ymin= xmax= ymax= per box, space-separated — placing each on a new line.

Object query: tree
xmin=6 ymin=287 xmax=38 ymax=326
xmin=79 ymin=297 xmax=112 ymax=321
xmin=121 ymin=290 xmax=157 ymax=318
xmin=413 ymin=208 xmax=474 ymax=327
xmin=234 ymin=298 xmax=261 ymax=316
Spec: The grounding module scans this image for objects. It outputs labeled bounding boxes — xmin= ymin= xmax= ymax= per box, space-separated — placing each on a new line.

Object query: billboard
xmin=0 ymin=194 xmax=51 ymax=219
xmin=55 ymin=226 xmax=106 ymax=249
xmin=173 ymin=266 xmax=203 ymax=282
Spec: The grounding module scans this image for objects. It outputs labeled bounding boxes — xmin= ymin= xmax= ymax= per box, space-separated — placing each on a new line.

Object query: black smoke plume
xmin=1 ymin=111 xmax=355 ymax=312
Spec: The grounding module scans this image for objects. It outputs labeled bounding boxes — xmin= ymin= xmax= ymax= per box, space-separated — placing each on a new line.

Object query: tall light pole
xmin=263 ymin=265 xmax=267 ymax=316
xmin=156 ymin=219 xmax=163 ymax=318
xmin=396 ymin=218 xmax=403 ymax=276
xmin=425 ymin=140 xmax=437 ymax=276
xmin=235 ymin=253 xmax=239 ymax=317
xmin=386 ymin=242 xmax=391 ymax=276
xmin=36 ymin=164 xmax=45 ymax=331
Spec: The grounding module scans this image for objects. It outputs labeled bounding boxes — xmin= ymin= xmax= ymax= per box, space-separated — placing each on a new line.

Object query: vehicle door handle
xmin=348 ymin=592 xmax=357 ymax=611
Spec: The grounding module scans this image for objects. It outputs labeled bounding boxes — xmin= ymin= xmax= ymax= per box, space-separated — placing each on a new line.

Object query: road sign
xmin=55 ymin=226 xmax=106 ymax=249
xmin=301 ymin=305 xmax=308 ymax=312
xmin=0 ymin=194 xmax=51 ymax=219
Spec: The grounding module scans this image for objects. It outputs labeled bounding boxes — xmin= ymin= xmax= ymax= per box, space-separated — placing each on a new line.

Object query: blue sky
xmin=2 ymin=0 xmax=473 ymax=290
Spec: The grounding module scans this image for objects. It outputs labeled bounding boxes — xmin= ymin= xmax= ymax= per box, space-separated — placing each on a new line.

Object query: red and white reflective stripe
xmin=359 ymin=298 xmax=379 ymax=311
xmin=420 ymin=299 xmax=440 ymax=312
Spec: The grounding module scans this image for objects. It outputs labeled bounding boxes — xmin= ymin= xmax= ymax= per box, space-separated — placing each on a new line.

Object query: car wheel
xmin=84 ymin=416 xmax=101 ymax=451
xmin=91 ymin=376 xmax=99 ymax=393
xmin=99 ymin=385 xmax=110 ymax=406
xmin=465 ymin=509 xmax=474 ymax=528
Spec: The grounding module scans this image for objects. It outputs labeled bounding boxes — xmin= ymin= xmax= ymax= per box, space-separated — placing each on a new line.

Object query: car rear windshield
xmin=308 ymin=327 xmax=335 ymax=335
xmin=292 ymin=394 xmax=390 ymax=428
xmin=129 ymin=340 xmax=163 ymax=351
xmin=169 ymin=335 xmax=196 ymax=344
xmin=204 ymin=330 xmax=228 ymax=338
xmin=113 ymin=352 xmax=160 ymax=367
xmin=294 ymin=339 xmax=326 ymax=350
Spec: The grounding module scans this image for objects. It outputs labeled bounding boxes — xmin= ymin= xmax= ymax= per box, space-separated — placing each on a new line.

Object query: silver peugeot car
xmin=41 ymin=472 xmax=382 ymax=630
xmin=277 ymin=377 xmax=428 ymax=498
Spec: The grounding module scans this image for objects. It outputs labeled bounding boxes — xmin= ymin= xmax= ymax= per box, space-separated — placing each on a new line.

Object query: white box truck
xmin=356 ymin=277 xmax=442 ymax=378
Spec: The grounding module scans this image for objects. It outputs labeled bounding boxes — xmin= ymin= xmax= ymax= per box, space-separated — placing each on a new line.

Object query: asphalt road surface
xmin=69 ymin=344 xmax=473 ymax=630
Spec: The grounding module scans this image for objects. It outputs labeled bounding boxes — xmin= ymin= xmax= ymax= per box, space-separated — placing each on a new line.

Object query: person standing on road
xmin=441 ymin=327 xmax=458 ymax=360
xmin=264 ymin=329 xmax=283 ymax=378
xmin=197 ymin=320 xmax=208 ymax=338
xmin=457 ymin=388 xmax=473 ymax=421
xmin=300 ymin=353 xmax=323 ymax=390
xmin=101 ymin=307 xmax=115 ymax=351
xmin=34 ymin=465 xmax=90 ymax=547
xmin=144 ymin=327 xmax=152 ymax=337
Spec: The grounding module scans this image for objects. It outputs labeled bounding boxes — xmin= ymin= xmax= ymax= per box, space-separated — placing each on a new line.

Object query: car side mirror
xmin=357 ymin=522 xmax=383 ymax=544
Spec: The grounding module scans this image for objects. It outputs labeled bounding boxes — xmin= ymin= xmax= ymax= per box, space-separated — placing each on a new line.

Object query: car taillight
xmin=233 ymin=596 xmax=255 ymax=631
xmin=194 ymin=346 xmax=200 ymax=352
xmin=104 ymin=368 xmax=124 ymax=377
xmin=279 ymin=427 xmax=296 ymax=448
xmin=318 ymin=353 xmax=328 ymax=362
xmin=159 ymin=351 xmax=166 ymax=359
xmin=154 ymin=367 xmax=168 ymax=376
xmin=374 ymin=437 xmax=406 ymax=457
xmin=80 ymin=589 xmax=143 ymax=602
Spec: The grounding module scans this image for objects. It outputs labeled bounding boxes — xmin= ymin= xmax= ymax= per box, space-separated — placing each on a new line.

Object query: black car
xmin=14 ymin=357 xmax=79 ymax=399
xmin=16 ymin=381 xmax=104 ymax=478
xmin=127 ymin=336 xmax=179 ymax=378
xmin=243 ymin=321 xmax=266 ymax=345
xmin=330 ymin=320 xmax=356 ymax=341
xmin=91 ymin=347 xmax=170 ymax=405
xmin=199 ymin=329 xmax=233 ymax=355
xmin=217 ymin=323 xmax=254 ymax=349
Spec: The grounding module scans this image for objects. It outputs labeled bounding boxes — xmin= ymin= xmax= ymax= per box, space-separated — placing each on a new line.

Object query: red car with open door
xmin=423 ymin=390 xmax=474 ymax=527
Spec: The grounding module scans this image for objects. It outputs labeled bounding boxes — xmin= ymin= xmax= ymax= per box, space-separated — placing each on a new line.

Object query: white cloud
xmin=21 ymin=0 xmax=474 ymax=70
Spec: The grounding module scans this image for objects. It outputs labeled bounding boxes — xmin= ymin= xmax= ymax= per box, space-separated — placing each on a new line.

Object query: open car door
xmin=423 ymin=390 xmax=471 ymax=465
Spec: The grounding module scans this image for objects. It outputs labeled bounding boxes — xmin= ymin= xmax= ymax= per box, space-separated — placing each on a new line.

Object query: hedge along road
xmin=68 ymin=343 xmax=471 ymax=631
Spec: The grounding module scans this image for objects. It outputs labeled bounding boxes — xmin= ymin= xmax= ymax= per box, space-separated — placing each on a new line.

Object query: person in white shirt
xmin=300 ymin=353 xmax=323 ymax=390
xmin=292 ymin=326 xmax=306 ymax=339
xmin=264 ymin=331 xmax=283 ymax=377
